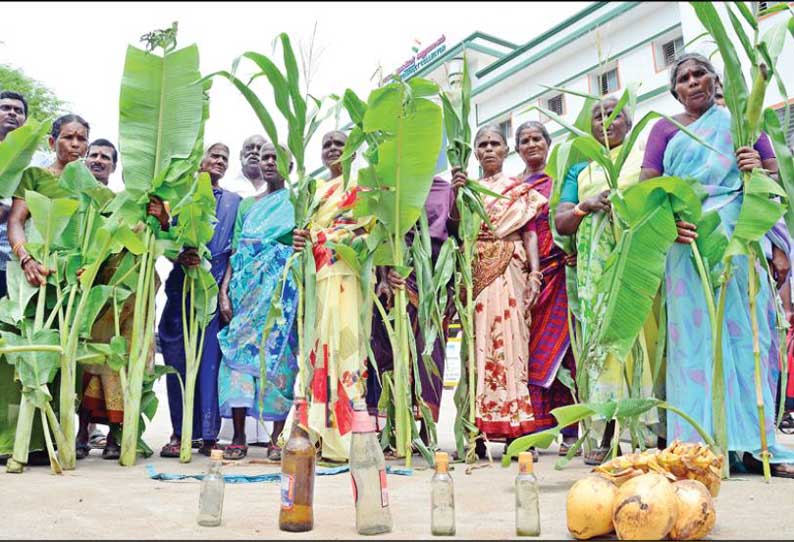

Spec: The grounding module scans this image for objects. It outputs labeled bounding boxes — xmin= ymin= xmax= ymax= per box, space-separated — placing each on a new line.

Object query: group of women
xmin=4 ymin=51 xmax=794 ymax=476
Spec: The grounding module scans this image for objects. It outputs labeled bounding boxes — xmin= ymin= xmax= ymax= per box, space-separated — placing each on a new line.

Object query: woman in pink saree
xmin=471 ymin=125 xmax=546 ymax=457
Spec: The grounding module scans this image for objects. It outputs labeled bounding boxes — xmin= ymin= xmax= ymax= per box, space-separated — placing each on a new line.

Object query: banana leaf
xmin=763 ymin=108 xmax=794 ymax=235
xmin=0 ymin=262 xmax=38 ymax=326
xmin=0 ymin=119 xmax=51 ymax=198
xmin=118 ymin=44 xmax=205 ymax=194
xmin=724 ymin=170 xmax=786 ymax=259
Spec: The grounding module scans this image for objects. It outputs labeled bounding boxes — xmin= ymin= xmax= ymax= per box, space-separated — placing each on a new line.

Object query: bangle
xmin=12 ymin=240 xmax=24 ymax=257
xmin=19 ymin=254 xmax=32 ymax=268
xmin=573 ymin=204 xmax=589 ymax=217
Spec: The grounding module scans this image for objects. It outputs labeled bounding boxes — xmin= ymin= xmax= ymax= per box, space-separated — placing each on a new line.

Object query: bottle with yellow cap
xmin=431 ymin=451 xmax=455 ymax=536
xmin=197 ymin=449 xmax=225 ymax=526
xmin=515 ymin=451 xmax=540 ymax=536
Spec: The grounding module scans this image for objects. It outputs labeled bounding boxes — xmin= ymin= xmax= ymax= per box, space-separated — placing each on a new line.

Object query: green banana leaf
xmin=25 ymin=191 xmax=80 ymax=251
xmin=355 ymin=78 xmax=443 ymax=236
xmin=0 ymin=119 xmax=51 ymax=198
xmin=0 ymin=262 xmax=38 ymax=326
xmin=0 ymin=330 xmax=61 ymax=409
xmin=118 ymin=44 xmax=205 ymax=194
xmin=595 ymin=177 xmax=702 ymax=361
xmin=763 ymin=108 xmax=794 ymax=235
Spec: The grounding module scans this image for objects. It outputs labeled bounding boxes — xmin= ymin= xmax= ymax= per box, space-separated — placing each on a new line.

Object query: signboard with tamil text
xmin=388 ymin=35 xmax=447 ymax=82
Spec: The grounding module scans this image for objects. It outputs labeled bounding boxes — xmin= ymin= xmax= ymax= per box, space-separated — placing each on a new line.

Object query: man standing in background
xmin=221 ymin=135 xmax=266 ymax=197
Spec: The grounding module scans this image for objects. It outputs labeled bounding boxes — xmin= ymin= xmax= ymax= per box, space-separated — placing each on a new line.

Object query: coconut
xmin=566 ymin=475 xmax=618 ymax=539
xmin=612 ymin=472 xmax=679 ymax=540
xmin=669 ymin=480 xmax=716 ymax=540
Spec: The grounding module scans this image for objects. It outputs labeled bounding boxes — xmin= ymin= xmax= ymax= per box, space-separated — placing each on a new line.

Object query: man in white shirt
xmin=221 ymin=134 xmax=266 ymax=198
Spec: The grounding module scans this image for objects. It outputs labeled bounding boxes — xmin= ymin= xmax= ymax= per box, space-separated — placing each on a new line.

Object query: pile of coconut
xmin=566 ymin=442 xmax=722 ymax=540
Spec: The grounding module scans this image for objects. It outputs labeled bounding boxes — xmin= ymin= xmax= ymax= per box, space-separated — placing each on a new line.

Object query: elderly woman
xmin=216 ymin=142 xmax=298 ymax=461
xmin=292 ymin=130 xmax=375 ymax=462
xmin=639 ymin=53 xmax=794 ymax=477
xmin=554 ymin=98 xmax=658 ymax=465
xmin=515 ymin=121 xmax=578 ymax=458
xmin=469 ymin=125 xmax=545 ymax=458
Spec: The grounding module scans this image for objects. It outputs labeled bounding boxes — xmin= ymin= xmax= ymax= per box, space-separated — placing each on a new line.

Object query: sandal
xmin=268 ymin=445 xmax=282 ymax=462
xmin=742 ymin=452 xmax=794 ymax=479
xmin=583 ymin=446 xmax=611 ymax=466
xmin=779 ymin=415 xmax=794 ymax=435
xmin=159 ymin=439 xmax=181 ymax=458
xmin=76 ymin=441 xmax=91 ymax=460
xmin=559 ymin=440 xmax=582 ymax=457
xmin=223 ymin=444 xmax=248 ymax=461
xmin=198 ymin=441 xmax=220 ymax=457
xmin=102 ymin=442 xmax=121 ymax=460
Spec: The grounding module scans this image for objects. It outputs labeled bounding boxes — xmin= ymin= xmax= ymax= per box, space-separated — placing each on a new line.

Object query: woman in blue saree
xmin=640 ymin=53 xmax=794 ymax=477
xmin=217 ymin=142 xmax=299 ymax=461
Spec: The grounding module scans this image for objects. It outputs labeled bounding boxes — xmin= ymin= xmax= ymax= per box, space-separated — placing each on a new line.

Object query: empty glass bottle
xmin=431 ymin=451 xmax=455 ymax=536
xmin=279 ymin=398 xmax=315 ymax=532
xmin=197 ymin=449 xmax=225 ymax=527
xmin=515 ymin=451 xmax=540 ymax=536
xmin=350 ymin=402 xmax=393 ymax=535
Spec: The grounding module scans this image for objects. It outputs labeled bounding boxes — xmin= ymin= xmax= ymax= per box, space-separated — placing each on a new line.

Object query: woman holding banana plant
xmin=292 ymin=130 xmax=375 ymax=462
xmin=469 ymin=125 xmax=545 ymax=456
xmin=216 ymin=141 xmax=298 ymax=462
xmin=515 ymin=121 xmax=578 ymax=457
xmin=638 ymin=53 xmax=794 ymax=477
xmin=555 ymin=98 xmax=658 ymax=465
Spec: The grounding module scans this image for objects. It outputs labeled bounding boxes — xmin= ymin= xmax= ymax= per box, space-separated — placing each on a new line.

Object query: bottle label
xmin=281 ymin=473 xmax=295 ymax=510
xmin=379 ymin=469 xmax=389 ymax=508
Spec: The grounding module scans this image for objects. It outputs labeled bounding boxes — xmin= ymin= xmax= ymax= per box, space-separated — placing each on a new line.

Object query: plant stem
xmin=748 ymin=254 xmax=771 ymax=482
xmin=179 ymin=275 xmax=195 ymax=463
xmin=6 ymin=393 xmax=35 ymax=473
xmin=713 ymin=259 xmax=732 ymax=479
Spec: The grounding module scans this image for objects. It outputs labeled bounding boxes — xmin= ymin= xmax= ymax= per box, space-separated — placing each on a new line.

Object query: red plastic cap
xmin=352 ymin=409 xmax=373 ymax=433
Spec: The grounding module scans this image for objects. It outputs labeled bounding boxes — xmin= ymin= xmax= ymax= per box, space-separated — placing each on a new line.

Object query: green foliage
xmin=0 ymin=118 xmax=51 ymax=197
xmin=0 ymin=64 xmax=65 ymax=143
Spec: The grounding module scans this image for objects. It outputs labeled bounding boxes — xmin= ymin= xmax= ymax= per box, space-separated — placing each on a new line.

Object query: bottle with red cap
xmin=279 ymin=398 xmax=315 ymax=532
xmin=350 ymin=401 xmax=393 ymax=535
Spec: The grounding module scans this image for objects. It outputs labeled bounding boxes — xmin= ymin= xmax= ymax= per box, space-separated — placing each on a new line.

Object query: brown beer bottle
xmin=279 ymin=398 xmax=315 ymax=532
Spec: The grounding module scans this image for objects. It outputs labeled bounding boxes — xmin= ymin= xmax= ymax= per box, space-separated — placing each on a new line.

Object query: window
xmin=597 ymin=68 xmax=619 ymax=95
xmin=755 ymin=1 xmax=783 ymax=14
xmin=661 ymin=36 xmax=685 ymax=67
xmin=547 ymin=94 xmax=565 ymax=116
xmin=775 ymin=104 xmax=794 ymax=148
xmin=496 ymin=116 xmax=513 ymax=145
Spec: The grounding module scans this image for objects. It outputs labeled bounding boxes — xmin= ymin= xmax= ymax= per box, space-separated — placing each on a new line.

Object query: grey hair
xmin=669 ymin=52 xmax=717 ymax=100
xmin=474 ymin=124 xmax=508 ymax=147
xmin=514 ymin=120 xmax=551 ymax=148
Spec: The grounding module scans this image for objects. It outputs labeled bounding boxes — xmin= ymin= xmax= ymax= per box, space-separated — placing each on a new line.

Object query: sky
xmin=1 ymin=1 xmax=590 ymax=190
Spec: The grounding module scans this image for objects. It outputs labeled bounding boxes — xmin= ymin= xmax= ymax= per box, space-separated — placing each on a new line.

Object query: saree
xmin=660 ymin=105 xmax=794 ymax=462
xmin=306 ymin=176 xmax=374 ymax=461
xmin=368 ymin=177 xmax=456 ymax=422
xmin=473 ymin=173 xmax=546 ymax=439
xmin=525 ymin=173 xmax=577 ymax=435
xmin=217 ymin=189 xmax=298 ymax=421
xmin=566 ymin=141 xmax=658 ymax=442
xmin=160 ymin=186 xmax=241 ymax=441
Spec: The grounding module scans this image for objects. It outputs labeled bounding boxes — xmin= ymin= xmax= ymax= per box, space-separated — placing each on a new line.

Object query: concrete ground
xmin=2 ymin=359 xmax=794 ymax=540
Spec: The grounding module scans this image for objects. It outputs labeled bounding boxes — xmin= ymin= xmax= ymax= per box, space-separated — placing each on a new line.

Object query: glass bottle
xmin=197 ymin=449 xmax=225 ymax=527
xmin=350 ymin=402 xmax=393 ymax=535
xmin=515 ymin=451 xmax=540 ymax=536
xmin=431 ymin=451 xmax=455 ymax=536
xmin=279 ymin=398 xmax=315 ymax=532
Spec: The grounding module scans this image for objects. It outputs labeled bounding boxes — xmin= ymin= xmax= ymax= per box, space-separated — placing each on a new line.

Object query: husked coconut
xmin=670 ymin=480 xmax=716 ymax=540
xmin=612 ymin=472 xmax=678 ymax=540
xmin=566 ymin=475 xmax=618 ymax=539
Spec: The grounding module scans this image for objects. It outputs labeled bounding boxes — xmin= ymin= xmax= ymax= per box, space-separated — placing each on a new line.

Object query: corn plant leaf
xmin=118 ymin=44 xmax=205 ymax=194
xmin=763 ymin=108 xmax=794 ymax=235
xmin=0 ymin=262 xmax=38 ymax=325
xmin=724 ymin=2 xmax=756 ymax=64
xmin=604 ymin=82 xmax=639 ymax=130
xmin=25 ymin=191 xmax=80 ymax=250
xmin=761 ymin=19 xmax=789 ymax=67
xmin=538 ymin=84 xmax=600 ymax=102
xmin=694 ymin=210 xmax=729 ymax=282
xmin=732 ymin=0 xmax=758 ymax=30
xmin=0 ymin=119 xmax=51 ymax=198
xmin=725 ymin=170 xmax=786 ymax=258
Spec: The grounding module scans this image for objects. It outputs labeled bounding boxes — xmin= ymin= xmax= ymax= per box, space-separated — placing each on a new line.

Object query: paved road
xmin=2 ymin=357 xmax=794 ymax=539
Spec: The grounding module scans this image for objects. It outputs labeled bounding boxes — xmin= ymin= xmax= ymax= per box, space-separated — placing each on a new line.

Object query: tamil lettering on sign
xmin=389 ymin=35 xmax=447 ymax=82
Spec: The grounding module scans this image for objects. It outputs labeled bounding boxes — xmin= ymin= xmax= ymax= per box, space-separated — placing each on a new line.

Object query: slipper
xmin=559 ymin=441 xmax=582 ymax=457
xmin=268 ymin=445 xmax=282 ymax=462
xmin=742 ymin=452 xmax=794 ymax=479
xmin=76 ymin=441 xmax=91 ymax=460
xmin=779 ymin=415 xmax=794 ymax=435
xmin=102 ymin=442 xmax=121 ymax=460
xmin=584 ymin=447 xmax=611 ymax=466
xmin=198 ymin=442 xmax=221 ymax=457
xmin=159 ymin=441 xmax=181 ymax=458
xmin=223 ymin=444 xmax=248 ymax=461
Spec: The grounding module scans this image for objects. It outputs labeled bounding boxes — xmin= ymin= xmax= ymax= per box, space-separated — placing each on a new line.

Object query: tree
xmin=0 ymin=64 xmax=67 ymax=148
